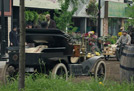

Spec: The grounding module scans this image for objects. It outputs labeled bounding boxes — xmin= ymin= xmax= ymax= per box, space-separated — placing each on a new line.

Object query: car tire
xmin=52 ymin=63 xmax=68 ymax=80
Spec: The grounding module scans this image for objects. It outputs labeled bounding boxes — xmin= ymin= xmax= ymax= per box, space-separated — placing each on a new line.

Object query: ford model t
xmin=1 ymin=29 xmax=106 ymax=83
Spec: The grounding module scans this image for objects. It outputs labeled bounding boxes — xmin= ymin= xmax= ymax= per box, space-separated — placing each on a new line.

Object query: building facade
xmin=13 ymin=0 xmax=92 ymax=33
xmin=101 ymin=0 xmax=129 ymax=36
xmin=0 ymin=0 xmax=12 ymax=52
xmin=1 ymin=0 xmax=131 ymax=43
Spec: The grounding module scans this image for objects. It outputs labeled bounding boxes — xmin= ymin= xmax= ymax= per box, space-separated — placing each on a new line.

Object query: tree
xmin=19 ymin=0 xmax=25 ymax=90
xmin=25 ymin=11 xmax=39 ymax=26
xmin=125 ymin=0 xmax=134 ymax=30
xmin=86 ymin=0 xmax=98 ymax=16
xmin=54 ymin=0 xmax=85 ymax=33
xmin=86 ymin=0 xmax=98 ymax=26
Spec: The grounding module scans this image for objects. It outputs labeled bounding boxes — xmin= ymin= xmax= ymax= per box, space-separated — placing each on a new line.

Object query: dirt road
xmin=72 ymin=59 xmax=120 ymax=82
xmin=105 ymin=60 xmax=120 ymax=81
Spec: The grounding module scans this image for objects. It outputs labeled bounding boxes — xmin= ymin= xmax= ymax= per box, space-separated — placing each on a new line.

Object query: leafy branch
xmin=125 ymin=1 xmax=134 ymax=30
xmin=54 ymin=0 xmax=85 ymax=33
xmin=86 ymin=0 xmax=98 ymax=26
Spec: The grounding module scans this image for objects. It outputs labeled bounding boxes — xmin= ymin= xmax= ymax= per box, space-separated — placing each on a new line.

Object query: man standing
xmin=9 ymin=26 xmax=19 ymax=46
xmin=116 ymin=30 xmax=131 ymax=45
xmin=46 ymin=14 xmax=56 ymax=28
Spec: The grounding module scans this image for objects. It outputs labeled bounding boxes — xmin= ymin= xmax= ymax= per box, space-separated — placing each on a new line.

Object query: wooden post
xmin=1 ymin=0 xmax=6 ymax=57
xmin=103 ymin=18 xmax=108 ymax=36
xmin=97 ymin=0 xmax=101 ymax=37
xmin=19 ymin=0 xmax=25 ymax=90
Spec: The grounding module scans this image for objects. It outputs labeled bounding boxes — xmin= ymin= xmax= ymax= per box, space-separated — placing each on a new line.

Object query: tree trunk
xmin=19 ymin=0 xmax=25 ymax=90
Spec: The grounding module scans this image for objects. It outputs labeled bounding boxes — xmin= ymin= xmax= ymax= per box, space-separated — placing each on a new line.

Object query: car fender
xmin=81 ymin=56 xmax=103 ymax=75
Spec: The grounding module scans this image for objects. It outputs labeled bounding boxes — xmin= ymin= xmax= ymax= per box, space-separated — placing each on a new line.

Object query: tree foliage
xmin=25 ymin=11 xmax=49 ymax=26
xmin=86 ymin=0 xmax=98 ymax=16
xmin=125 ymin=1 xmax=134 ymax=30
xmin=32 ymin=11 xmax=39 ymax=24
xmin=25 ymin=11 xmax=29 ymax=21
xmin=25 ymin=11 xmax=39 ymax=22
xmin=38 ymin=14 xmax=46 ymax=23
xmin=54 ymin=0 xmax=85 ymax=33
xmin=86 ymin=0 xmax=98 ymax=26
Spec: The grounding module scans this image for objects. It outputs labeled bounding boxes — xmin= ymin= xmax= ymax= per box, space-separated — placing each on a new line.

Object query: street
xmin=105 ymin=60 xmax=120 ymax=81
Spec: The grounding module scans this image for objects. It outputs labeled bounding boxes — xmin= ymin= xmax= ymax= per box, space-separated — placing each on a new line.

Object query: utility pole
xmin=97 ymin=0 xmax=101 ymax=37
xmin=19 ymin=0 xmax=25 ymax=90
xmin=1 ymin=0 xmax=6 ymax=57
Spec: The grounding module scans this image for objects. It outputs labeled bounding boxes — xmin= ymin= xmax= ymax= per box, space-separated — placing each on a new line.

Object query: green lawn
xmin=0 ymin=74 xmax=134 ymax=91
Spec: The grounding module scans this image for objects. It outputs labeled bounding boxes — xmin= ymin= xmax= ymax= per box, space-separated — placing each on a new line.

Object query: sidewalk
xmin=0 ymin=61 xmax=6 ymax=81
xmin=0 ymin=61 xmax=6 ymax=68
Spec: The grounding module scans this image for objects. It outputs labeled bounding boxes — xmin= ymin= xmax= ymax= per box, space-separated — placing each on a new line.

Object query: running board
xmin=69 ymin=64 xmax=89 ymax=76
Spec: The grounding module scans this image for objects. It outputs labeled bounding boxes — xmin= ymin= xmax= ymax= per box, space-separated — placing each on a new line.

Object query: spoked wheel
xmin=52 ymin=63 xmax=68 ymax=80
xmin=1 ymin=64 xmax=16 ymax=84
xmin=94 ymin=61 xmax=106 ymax=82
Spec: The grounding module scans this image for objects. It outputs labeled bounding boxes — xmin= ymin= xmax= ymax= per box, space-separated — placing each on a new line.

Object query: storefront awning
xmin=13 ymin=0 xmax=91 ymax=18
xmin=13 ymin=0 xmax=61 ymax=9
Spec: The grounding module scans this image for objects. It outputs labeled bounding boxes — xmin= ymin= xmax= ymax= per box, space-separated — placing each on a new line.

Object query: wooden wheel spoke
xmin=52 ymin=63 xmax=68 ymax=80
xmin=2 ymin=64 xmax=17 ymax=84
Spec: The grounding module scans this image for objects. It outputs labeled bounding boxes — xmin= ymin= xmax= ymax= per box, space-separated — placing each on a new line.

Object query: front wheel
xmin=52 ymin=63 xmax=68 ymax=80
xmin=94 ymin=61 xmax=106 ymax=82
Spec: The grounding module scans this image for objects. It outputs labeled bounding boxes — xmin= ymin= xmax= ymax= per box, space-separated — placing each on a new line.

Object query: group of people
xmin=10 ymin=14 xmax=56 ymax=46
xmin=9 ymin=12 xmax=131 ymax=47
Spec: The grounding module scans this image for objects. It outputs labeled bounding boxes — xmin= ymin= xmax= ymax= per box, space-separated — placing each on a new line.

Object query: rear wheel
xmin=1 ymin=64 xmax=16 ymax=84
xmin=94 ymin=61 xmax=106 ymax=82
xmin=52 ymin=63 xmax=68 ymax=80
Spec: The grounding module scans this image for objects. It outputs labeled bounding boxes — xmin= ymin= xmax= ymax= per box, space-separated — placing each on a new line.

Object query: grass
xmin=0 ymin=74 xmax=134 ymax=91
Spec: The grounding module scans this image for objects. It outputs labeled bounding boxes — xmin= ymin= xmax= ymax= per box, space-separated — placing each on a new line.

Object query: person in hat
xmin=116 ymin=30 xmax=131 ymax=45
xmin=120 ymin=27 xmax=124 ymax=31
xmin=9 ymin=25 xmax=19 ymax=46
xmin=118 ymin=27 xmax=124 ymax=36
xmin=45 ymin=14 xmax=56 ymax=28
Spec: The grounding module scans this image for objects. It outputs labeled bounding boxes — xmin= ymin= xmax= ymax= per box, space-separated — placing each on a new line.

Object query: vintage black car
xmin=1 ymin=29 xmax=106 ymax=83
